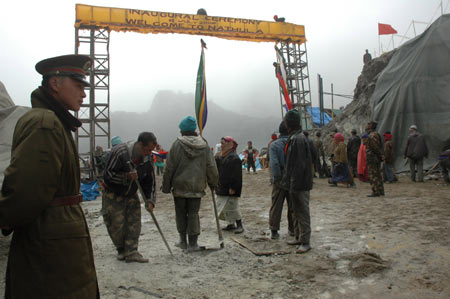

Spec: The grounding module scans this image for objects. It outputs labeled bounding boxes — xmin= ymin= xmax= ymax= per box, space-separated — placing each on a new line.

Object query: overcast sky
xmin=1 ymin=0 xmax=448 ymax=117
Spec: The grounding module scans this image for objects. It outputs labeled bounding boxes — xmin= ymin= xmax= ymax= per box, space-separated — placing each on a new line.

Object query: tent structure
xmin=371 ymin=14 xmax=450 ymax=172
xmin=0 ymin=81 xmax=29 ymax=183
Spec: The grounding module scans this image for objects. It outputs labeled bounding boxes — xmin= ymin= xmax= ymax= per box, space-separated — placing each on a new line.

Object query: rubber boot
xmin=175 ymin=233 xmax=187 ymax=250
xmin=187 ymin=235 xmax=201 ymax=252
xmin=270 ymin=230 xmax=280 ymax=240
xmin=234 ymin=220 xmax=244 ymax=234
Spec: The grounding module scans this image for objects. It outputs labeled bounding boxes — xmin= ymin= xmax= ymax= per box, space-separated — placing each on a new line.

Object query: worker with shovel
xmin=162 ymin=116 xmax=218 ymax=252
xmin=102 ymin=132 xmax=157 ymax=263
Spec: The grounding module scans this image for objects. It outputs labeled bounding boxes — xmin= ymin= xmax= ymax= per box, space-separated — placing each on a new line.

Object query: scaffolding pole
xmin=75 ymin=26 xmax=111 ymax=179
xmin=276 ymin=41 xmax=313 ymax=129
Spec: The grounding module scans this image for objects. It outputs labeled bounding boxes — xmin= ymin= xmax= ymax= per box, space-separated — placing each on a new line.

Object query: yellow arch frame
xmin=75 ymin=4 xmax=306 ymax=43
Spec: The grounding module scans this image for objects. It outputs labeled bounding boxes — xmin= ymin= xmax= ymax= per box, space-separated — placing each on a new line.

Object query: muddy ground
xmin=1 ymin=170 xmax=450 ymax=298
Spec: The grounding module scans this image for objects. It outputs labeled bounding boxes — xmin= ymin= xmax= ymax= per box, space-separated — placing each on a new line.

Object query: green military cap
xmin=35 ymin=54 xmax=92 ymax=87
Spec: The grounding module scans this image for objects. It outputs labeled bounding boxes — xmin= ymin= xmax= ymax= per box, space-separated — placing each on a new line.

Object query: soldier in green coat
xmin=0 ymin=55 xmax=99 ymax=298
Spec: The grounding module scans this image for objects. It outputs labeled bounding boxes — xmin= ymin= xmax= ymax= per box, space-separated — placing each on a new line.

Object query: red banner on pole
xmin=378 ymin=23 xmax=397 ymax=35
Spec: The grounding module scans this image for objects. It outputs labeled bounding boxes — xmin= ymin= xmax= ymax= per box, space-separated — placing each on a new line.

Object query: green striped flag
xmin=195 ymin=39 xmax=208 ymax=135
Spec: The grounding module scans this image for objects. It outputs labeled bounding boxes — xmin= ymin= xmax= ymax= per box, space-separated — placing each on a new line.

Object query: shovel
xmin=127 ymin=162 xmax=173 ymax=257
xmin=210 ymin=186 xmax=225 ymax=249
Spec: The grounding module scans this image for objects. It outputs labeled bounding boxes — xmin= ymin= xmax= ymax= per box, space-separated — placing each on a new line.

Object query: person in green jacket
xmin=0 ymin=55 xmax=99 ymax=298
xmin=162 ymin=116 xmax=218 ymax=251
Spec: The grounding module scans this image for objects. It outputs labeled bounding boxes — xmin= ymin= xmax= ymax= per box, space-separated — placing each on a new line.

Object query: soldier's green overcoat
xmin=0 ymin=88 xmax=99 ymax=298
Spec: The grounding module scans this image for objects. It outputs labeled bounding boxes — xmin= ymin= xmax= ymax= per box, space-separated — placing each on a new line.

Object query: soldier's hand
xmin=127 ymin=170 xmax=138 ymax=181
xmin=146 ymin=202 xmax=154 ymax=212
xmin=229 ymin=188 xmax=236 ymax=195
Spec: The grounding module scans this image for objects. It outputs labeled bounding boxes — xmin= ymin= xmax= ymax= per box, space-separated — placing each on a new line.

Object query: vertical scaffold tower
xmin=277 ymin=41 xmax=313 ymax=129
xmin=75 ymin=26 xmax=111 ymax=175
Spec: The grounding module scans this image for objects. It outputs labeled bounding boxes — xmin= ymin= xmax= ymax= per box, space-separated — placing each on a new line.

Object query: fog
xmin=1 ymin=0 xmax=445 ymax=118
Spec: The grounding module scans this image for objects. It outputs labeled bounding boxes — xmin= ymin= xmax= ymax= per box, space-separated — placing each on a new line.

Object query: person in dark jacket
xmin=303 ymin=131 xmax=317 ymax=178
xmin=383 ymin=132 xmax=397 ymax=183
xmin=347 ymin=129 xmax=361 ymax=177
xmin=244 ymin=141 xmax=258 ymax=173
xmin=103 ymin=132 xmax=157 ymax=263
xmin=216 ymin=136 xmax=244 ymax=234
xmin=404 ymin=125 xmax=428 ymax=182
xmin=366 ymin=121 xmax=384 ymax=197
xmin=162 ymin=116 xmax=219 ymax=251
xmin=269 ymin=121 xmax=295 ymax=239
xmin=281 ymin=109 xmax=313 ymax=254
xmin=0 ymin=54 xmax=99 ymax=298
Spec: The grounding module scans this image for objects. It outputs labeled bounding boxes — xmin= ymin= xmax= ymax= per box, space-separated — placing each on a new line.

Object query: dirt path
xmin=1 ymin=170 xmax=450 ymax=298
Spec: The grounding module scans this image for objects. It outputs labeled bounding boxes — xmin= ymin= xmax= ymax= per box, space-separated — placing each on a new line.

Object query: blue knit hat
xmin=179 ymin=116 xmax=197 ymax=132
xmin=111 ymin=136 xmax=123 ymax=146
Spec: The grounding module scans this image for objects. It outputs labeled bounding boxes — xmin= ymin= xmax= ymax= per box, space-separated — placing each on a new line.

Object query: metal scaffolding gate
xmin=277 ymin=41 xmax=313 ymax=129
xmin=75 ymin=26 xmax=111 ymax=178
xmin=73 ymin=28 xmax=312 ymax=176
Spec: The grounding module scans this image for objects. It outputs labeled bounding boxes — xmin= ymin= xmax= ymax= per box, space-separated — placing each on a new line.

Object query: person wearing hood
xmin=162 ymin=116 xmax=219 ymax=251
xmin=215 ymin=136 xmax=244 ymax=234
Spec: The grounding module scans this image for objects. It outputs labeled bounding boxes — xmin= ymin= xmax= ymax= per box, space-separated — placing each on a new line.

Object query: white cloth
xmin=216 ymin=195 xmax=241 ymax=224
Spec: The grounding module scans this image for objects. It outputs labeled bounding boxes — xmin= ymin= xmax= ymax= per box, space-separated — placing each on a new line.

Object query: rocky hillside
xmin=317 ymin=50 xmax=396 ymax=143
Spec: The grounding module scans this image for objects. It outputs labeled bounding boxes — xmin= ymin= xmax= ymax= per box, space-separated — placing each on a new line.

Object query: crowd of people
xmin=0 ymin=54 xmax=448 ymax=298
xmin=306 ymin=122 xmax=433 ymax=197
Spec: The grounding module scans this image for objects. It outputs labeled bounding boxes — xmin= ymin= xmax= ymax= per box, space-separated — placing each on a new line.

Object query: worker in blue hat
xmin=162 ymin=116 xmax=219 ymax=251
xmin=111 ymin=136 xmax=123 ymax=147
xmin=0 ymin=54 xmax=99 ymax=298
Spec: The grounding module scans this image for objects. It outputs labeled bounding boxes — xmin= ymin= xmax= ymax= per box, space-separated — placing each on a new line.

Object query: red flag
xmin=274 ymin=46 xmax=293 ymax=110
xmin=378 ymin=23 xmax=397 ymax=35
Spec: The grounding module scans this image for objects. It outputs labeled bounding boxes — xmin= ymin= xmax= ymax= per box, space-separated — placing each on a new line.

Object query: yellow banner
xmin=75 ymin=4 xmax=306 ymax=43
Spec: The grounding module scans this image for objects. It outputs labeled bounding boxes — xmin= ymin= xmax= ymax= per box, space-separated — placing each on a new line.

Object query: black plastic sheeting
xmin=371 ymin=14 xmax=450 ymax=172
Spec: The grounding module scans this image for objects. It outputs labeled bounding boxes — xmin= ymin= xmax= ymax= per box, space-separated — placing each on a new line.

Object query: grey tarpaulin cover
xmin=0 ymin=81 xmax=29 ymax=184
xmin=371 ymin=14 xmax=450 ymax=172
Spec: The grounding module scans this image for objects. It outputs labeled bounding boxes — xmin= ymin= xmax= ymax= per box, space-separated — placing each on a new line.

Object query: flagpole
xmin=378 ymin=35 xmax=381 ymax=56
